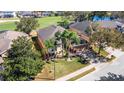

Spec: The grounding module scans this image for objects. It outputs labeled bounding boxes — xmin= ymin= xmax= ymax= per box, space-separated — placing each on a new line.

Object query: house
xmin=18 ymin=11 xmax=52 ymax=18
xmin=69 ymin=20 xmax=124 ymax=43
xmin=93 ymin=20 xmax=119 ymax=29
xmin=0 ymin=11 xmax=16 ymax=18
xmin=0 ymin=30 xmax=28 ymax=64
xmin=37 ymin=25 xmax=65 ymax=57
xmin=41 ymin=11 xmax=52 ymax=17
xmin=69 ymin=21 xmax=91 ymax=42
xmin=18 ymin=11 xmax=34 ymax=18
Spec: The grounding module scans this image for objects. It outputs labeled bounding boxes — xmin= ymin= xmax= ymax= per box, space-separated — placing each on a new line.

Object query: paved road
xmin=77 ymin=54 xmax=124 ymax=81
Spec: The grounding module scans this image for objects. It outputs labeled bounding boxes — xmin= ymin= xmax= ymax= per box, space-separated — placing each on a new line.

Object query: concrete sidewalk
xmin=56 ymin=63 xmax=98 ymax=81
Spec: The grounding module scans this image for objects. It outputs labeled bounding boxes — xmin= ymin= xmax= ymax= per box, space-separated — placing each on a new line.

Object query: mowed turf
xmin=35 ymin=58 xmax=89 ymax=80
xmin=55 ymin=58 xmax=89 ymax=79
xmin=37 ymin=16 xmax=61 ymax=29
xmin=0 ymin=22 xmax=16 ymax=31
xmin=0 ymin=16 xmax=61 ymax=31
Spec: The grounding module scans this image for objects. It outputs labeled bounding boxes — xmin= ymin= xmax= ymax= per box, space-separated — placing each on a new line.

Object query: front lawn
xmin=92 ymin=46 xmax=109 ymax=57
xmin=55 ymin=58 xmax=89 ymax=79
xmin=35 ymin=58 xmax=89 ymax=80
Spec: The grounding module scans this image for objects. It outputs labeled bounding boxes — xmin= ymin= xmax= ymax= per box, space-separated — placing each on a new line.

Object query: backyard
xmin=0 ymin=16 xmax=61 ymax=31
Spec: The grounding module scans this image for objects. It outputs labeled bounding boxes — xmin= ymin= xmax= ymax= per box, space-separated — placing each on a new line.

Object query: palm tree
xmin=44 ymin=39 xmax=55 ymax=61
xmin=54 ymin=30 xmax=80 ymax=61
xmin=61 ymin=30 xmax=80 ymax=61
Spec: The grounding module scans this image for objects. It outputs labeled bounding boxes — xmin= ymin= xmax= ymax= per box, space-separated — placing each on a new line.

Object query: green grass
xmin=54 ymin=58 xmax=89 ymax=79
xmin=0 ymin=16 xmax=61 ymax=31
xmin=35 ymin=58 xmax=89 ymax=80
xmin=67 ymin=67 xmax=96 ymax=81
xmin=0 ymin=18 xmax=19 ymax=20
xmin=36 ymin=16 xmax=61 ymax=29
xmin=92 ymin=46 xmax=109 ymax=57
xmin=0 ymin=22 xmax=16 ymax=31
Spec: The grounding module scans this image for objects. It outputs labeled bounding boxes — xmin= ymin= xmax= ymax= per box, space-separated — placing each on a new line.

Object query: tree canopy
xmin=90 ymin=28 xmax=124 ymax=54
xmin=0 ymin=36 xmax=44 ymax=81
xmin=15 ymin=17 xmax=39 ymax=34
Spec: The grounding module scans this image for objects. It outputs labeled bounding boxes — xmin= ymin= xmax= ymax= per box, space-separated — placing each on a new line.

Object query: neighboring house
xmin=18 ymin=11 xmax=51 ymax=18
xmin=32 ymin=11 xmax=42 ymax=18
xmin=94 ymin=20 xmax=120 ymax=29
xmin=0 ymin=11 xmax=16 ymax=18
xmin=0 ymin=30 xmax=28 ymax=64
xmin=93 ymin=20 xmax=124 ymax=33
xmin=69 ymin=21 xmax=91 ymax=42
xmin=18 ymin=11 xmax=34 ymax=18
xmin=37 ymin=25 xmax=65 ymax=57
xmin=41 ymin=11 xmax=52 ymax=17
xmin=69 ymin=20 xmax=124 ymax=43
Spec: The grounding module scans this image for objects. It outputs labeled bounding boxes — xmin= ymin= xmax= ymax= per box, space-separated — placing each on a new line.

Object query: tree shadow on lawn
xmin=97 ymin=72 xmax=124 ymax=81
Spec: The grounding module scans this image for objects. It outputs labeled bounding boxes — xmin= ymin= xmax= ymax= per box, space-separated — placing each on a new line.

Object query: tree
xmin=111 ymin=11 xmax=124 ymax=19
xmin=57 ymin=19 xmax=69 ymax=29
xmin=15 ymin=17 xmax=39 ymax=34
xmin=44 ymin=39 xmax=55 ymax=49
xmin=0 ymin=37 xmax=44 ymax=81
xmin=58 ymin=30 xmax=80 ymax=60
xmin=62 ymin=11 xmax=91 ymax=22
xmin=44 ymin=39 xmax=55 ymax=61
xmin=90 ymin=29 xmax=111 ymax=54
xmin=109 ymin=30 xmax=124 ymax=49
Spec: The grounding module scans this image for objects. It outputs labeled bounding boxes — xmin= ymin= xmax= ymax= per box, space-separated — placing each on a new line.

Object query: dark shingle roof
xmin=37 ymin=25 xmax=65 ymax=41
xmin=69 ymin=21 xmax=90 ymax=36
xmin=0 ymin=38 xmax=11 ymax=55
xmin=70 ymin=20 xmax=124 ymax=32
xmin=94 ymin=21 xmax=118 ymax=28
xmin=0 ymin=30 xmax=28 ymax=55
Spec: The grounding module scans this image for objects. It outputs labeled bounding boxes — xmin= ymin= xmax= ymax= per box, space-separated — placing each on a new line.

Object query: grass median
xmin=67 ymin=67 xmax=96 ymax=81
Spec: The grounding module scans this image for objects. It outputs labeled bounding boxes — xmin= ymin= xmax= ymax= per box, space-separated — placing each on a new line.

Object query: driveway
xmin=77 ymin=54 xmax=124 ymax=81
